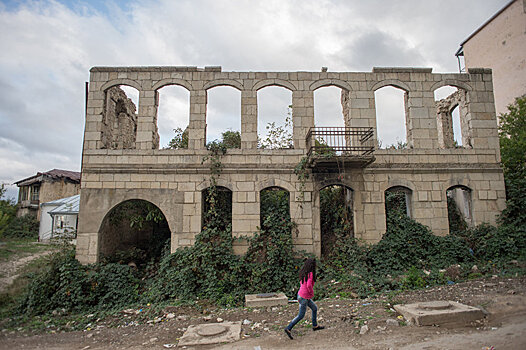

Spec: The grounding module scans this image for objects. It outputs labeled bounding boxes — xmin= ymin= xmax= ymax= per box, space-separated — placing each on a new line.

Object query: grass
xmin=0 ymin=238 xmax=52 ymax=261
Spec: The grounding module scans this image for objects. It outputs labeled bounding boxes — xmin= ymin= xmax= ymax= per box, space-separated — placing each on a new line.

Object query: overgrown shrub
xmin=3 ymin=214 xmax=39 ymax=239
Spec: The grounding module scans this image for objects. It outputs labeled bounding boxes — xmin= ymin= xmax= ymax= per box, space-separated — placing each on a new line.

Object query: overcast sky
xmin=0 ymin=0 xmax=509 ymax=200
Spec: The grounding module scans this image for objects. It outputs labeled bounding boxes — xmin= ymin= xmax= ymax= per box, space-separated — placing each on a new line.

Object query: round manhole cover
xmin=417 ymin=301 xmax=451 ymax=310
xmin=197 ymin=324 xmax=228 ymax=337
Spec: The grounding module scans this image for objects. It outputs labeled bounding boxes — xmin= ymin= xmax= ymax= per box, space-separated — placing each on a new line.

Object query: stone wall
xmin=76 ymin=66 xmax=506 ymax=264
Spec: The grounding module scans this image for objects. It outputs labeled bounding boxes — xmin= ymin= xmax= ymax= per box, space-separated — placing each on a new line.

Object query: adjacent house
xmin=14 ymin=169 xmax=81 ymax=220
xmin=39 ymin=194 xmax=80 ymax=241
xmin=455 ymin=0 xmax=526 ymax=115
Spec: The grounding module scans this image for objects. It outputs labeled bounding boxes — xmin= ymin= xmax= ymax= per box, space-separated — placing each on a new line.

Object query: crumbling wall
xmin=436 ymin=89 xmax=472 ymax=149
xmin=101 ymin=86 xmax=137 ymax=149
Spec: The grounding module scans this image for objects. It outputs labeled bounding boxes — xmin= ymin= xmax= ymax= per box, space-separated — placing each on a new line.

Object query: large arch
xmin=430 ymin=80 xmax=473 ymax=92
xmin=257 ymin=86 xmax=293 ymax=149
xmin=385 ymin=185 xmax=413 ymax=219
xmin=155 ymin=84 xmax=191 ymax=149
xmin=371 ymin=79 xmax=410 ymax=92
xmin=446 ymin=185 xmax=473 ymax=232
xmin=98 ymin=199 xmax=171 ymax=260
xmin=260 ymin=186 xmax=291 ymax=228
xmin=374 ymin=85 xmax=408 ymax=149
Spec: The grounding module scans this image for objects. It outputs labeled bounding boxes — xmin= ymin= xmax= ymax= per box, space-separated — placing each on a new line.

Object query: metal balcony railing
xmin=306 ymin=127 xmax=375 ymax=157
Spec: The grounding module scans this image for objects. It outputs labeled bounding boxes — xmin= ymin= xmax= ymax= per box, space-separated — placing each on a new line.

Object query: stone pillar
xmin=188 ymin=90 xmax=207 ymax=149
xmin=349 ymin=90 xmax=376 ymax=147
xmin=136 ymin=89 xmax=156 ymax=150
xmin=436 ymin=101 xmax=455 ymax=149
xmin=291 ymin=186 xmax=315 ymax=254
xmin=407 ymin=89 xmax=439 ymax=149
xmin=241 ymin=90 xmax=258 ymax=149
xmin=292 ymin=90 xmax=314 ymax=150
xmin=84 ymin=81 xmax=105 ymax=151
xmin=232 ymin=182 xmax=260 ymax=255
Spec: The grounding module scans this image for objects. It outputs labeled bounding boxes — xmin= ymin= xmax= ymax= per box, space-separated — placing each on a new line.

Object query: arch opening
xmin=434 ymin=86 xmax=471 ymax=148
xmin=157 ymin=85 xmax=190 ymax=149
xmin=446 ymin=185 xmax=473 ymax=233
xmin=374 ymin=86 xmax=408 ymax=149
xmin=98 ymin=200 xmax=170 ymax=263
xmin=201 ymin=186 xmax=232 ymax=231
xmin=257 ymin=87 xmax=293 ymax=149
xmin=101 ymin=85 xmax=139 ymax=150
xmin=319 ymin=185 xmax=354 ymax=259
xmin=385 ymin=186 xmax=412 ymax=230
xmin=260 ymin=187 xmax=290 ymax=229
xmin=314 ymin=86 xmax=347 ymax=128
xmin=206 ymin=86 xmax=241 ymax=147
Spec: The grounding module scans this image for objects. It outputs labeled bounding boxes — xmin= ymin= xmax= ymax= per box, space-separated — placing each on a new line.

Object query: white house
xmin=39 ymin=194 xmax=80 ymax=241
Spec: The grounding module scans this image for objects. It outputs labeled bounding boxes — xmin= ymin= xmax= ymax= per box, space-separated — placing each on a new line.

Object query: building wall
xmin=38 ymin=181 xmax=80 ymax=221
xmin=76 ymin=66 xmax=506 ymax=264
xmin=463 ymin=0 xmax=526 ymax=115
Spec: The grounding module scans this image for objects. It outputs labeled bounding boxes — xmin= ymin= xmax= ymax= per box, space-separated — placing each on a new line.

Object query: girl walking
xmin=284 ymin=258 xmax=324 ymax=339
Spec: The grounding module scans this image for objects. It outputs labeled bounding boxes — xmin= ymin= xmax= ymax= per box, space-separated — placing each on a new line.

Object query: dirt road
xmin=1 ymin=276 xmax=525 ymax=349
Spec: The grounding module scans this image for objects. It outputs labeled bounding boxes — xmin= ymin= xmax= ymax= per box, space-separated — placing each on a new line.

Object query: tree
xmin=258 ymin=106 xmax=293 ymax=149
xmin=166 ymin=127 xmax=189 ymax=149
xmin=498 ymin=95 xmax=526 ymax=226
xmin=0 ymin=184 xmax=17 ymax=236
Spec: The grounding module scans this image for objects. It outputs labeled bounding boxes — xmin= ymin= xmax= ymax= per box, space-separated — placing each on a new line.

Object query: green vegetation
xmin=1 ymin=98 xmax=525 ymax=330
xmin=0 ymin=184 xmax=17 ymax=237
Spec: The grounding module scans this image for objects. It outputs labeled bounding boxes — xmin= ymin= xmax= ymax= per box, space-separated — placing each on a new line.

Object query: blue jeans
xmin=286 ymin=295 xmax=318 ymax=330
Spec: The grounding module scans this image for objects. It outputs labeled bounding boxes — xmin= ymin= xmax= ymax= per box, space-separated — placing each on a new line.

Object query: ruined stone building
xmin=15 ymin=169 xmax=80 ymax=221
xmin=76 ymin=66 xmax=506 ymax=264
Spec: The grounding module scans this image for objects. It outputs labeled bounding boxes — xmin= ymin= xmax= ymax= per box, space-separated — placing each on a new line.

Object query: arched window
xmin=257 ymin=87 xmax=293 ymax=149
xmin=102 ymin=85 xmax=139 ymax=149
xmin=201 ymin=186 xmax=232 ymax=230
xmin=157 ymin=85 xmax=190 ymax=149
xmin=446 ymin=185 xmax=473 ymax=233
xmin=98 ymin=200 xmax=170 ymax=260
xmin=385 ymin=186 xmax=412 ymax=223
xmin=260 ymin=187 xmax=290 ymax=228
xmin=434 ymin=86 xmax=471 ymax=148
xmin=314 ymin=86 xmax=346 ymax=127
xmin=206 ymin=86 xmax=241 ymax=147
xmin=374 ymin=86 xmax=408 ymax=149
xmin=319 ymin=185 xmax=354 ymax=258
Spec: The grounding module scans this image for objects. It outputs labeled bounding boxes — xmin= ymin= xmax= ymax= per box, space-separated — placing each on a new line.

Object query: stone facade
xmin=76 ymin=66 xmax=506 ymax=264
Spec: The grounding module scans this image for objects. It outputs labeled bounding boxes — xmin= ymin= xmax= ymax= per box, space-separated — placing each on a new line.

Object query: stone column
xmin=232 ymin=181 xmax=260 ymax=255
xmin=292 ymin=90 xmax=314 ymax=150
xmin=407 ymin=89 xmax=439 ymax=149
xmin=349 ymin=90 xmax=376 ymax=147
xmin=241 ymin=90 xmax=258 ymax=149
xmin=188 ymin=90 xmax=207 ymax=149
xmin=136 ymin=89 xmax=156 ymax=150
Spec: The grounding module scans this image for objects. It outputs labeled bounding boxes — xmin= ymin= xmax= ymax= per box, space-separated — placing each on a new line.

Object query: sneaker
xmin=284 ymin=328 xmax=293 ymax=339
xmin=313 ymin=325 xmax=325 ymax=331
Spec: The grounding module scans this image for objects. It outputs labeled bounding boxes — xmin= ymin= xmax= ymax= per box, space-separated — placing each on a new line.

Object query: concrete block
xmin=179 ymin=322 xmax=241 ymax=346
xmin=394 ymin=301 xmax=485 ymax=326
xmin=245 ymin=292 xmax=288 ymax=307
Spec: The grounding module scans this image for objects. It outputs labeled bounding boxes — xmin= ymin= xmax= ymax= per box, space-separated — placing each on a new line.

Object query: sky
xmin=0 ymin=0 xmax=509 ymax=200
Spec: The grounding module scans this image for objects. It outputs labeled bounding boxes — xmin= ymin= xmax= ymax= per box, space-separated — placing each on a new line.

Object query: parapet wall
xmin=76 ymin=66 xmax=506 ymax=264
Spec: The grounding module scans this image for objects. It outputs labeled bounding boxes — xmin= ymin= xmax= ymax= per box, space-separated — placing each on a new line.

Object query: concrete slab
xmin=245 ymin=292 xmax=288 ymax=307
xmin=394 ymin=301 xmax=485 ymax=326
xmin=178 ymin=321 xmax=241 ymax=346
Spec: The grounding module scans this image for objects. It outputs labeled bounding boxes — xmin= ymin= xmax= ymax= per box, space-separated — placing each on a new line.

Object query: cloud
xmin=0 ymin=0 xmax=510 ymax=200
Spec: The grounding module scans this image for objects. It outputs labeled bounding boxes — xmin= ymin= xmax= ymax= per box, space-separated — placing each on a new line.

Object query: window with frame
xmin=31 ymin=185 xmax=40 ymax=201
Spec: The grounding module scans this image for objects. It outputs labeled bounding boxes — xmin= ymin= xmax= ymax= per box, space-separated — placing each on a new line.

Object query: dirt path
xmin=0 ymin=250 xmax=54 ymax=292
xmin=1 ymin=277 xmax=525 ymax=349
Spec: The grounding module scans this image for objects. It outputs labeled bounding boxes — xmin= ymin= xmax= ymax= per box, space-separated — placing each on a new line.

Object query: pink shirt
xmin=298 ymin=272 xmax=315 ymax=299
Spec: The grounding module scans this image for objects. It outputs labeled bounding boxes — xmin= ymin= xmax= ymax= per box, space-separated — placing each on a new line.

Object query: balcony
xmin=306 ymin=127 xmax=375 ymax=169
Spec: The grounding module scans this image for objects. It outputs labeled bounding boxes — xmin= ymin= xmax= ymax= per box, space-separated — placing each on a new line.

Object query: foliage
xmin=0 ymin=184 xmax=17 ymax=237
xmin=2 ymin=214 xmax=39 ymax=239
xmin=166 ymin=127 xmax=188 ymax=149
xmin=259 ymin=109 xmax=293 ymax=149
xmin=221 ymin=130 xmax=241 ymax=149
xmin=447 ymin=196 xmax=468 ymax=234
xmin=320 ymin=185 xmax=353 ymax=258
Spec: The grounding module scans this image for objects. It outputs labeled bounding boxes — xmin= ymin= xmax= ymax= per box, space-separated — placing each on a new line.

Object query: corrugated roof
xmin=14 ymin=169 xmax=81 ymax=186
xmin=46 ymin=195 xmax=80 ymax=215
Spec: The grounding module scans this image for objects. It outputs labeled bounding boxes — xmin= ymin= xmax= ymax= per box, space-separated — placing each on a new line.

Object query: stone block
xmin=394 ymin=301 xmax=484 ymax=326
xmin=245 ymin=292 xmax=288 ymax=307
xmin=179 ymin=322 xmax=241 ymax=346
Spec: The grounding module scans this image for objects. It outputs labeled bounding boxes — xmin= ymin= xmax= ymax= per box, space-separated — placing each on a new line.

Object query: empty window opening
xmin=257 ymin=87 xmax=293 ymax=149
xmin=319 ymin=185 xmax=354 ymax=259
xmin=98 ymin=200 xmax=171 ymax=263
xmin=314 ymin=86 xmax=346 ymax=128
xmin=102 ymin=85 xmax=139 ymax=149
xmin=374 ymin=86 xmax=407 ymax=149
xmin=260 ymin=187 xmax=290 ymax=229
xmin=435 ymin=86 xmax=470 ymax=148
xmin=157 ymin=85 xmax=190 ymax=149
xmin=206 ymin=87 xmax=241 ymax=146
xmin=446 ymin=185 xmax=472 ymax=233
xmin=202 ymin=186 xmax=232 ymax=231
xmin=385 ymin=186 xmax=412 ymax=229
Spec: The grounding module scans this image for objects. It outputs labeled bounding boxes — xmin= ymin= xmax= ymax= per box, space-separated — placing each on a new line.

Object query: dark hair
xmin=298 ymin=258 xmax=316 ymax=284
